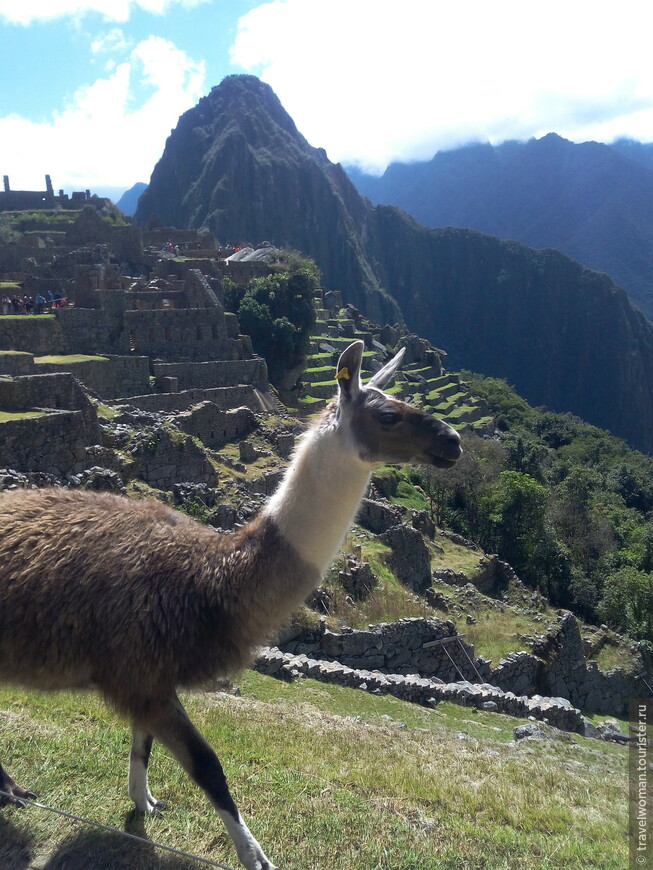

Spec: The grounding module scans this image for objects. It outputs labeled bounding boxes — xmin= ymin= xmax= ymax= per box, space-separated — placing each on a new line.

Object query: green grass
xmin=391 ymin=479 xmax=430 ymax=511
xmin=463 ymin=608 xmax=548 ymax=666
xmin=34 ymin=354 xmax=110 ymax=364
xmin=431 ymin=536 xmax=485 ymax=576
xmin=594 ymin=641 xmax=636 ymax=672
xmin=93 ymin=401 xmax=119 ymax=420
xmin=0 ymin=675 xmax=627 ymax=870
xmin=0 ymin=410 xmax=46 ymax=422
xmin=0 ymin=314 xmax=55 ymax=321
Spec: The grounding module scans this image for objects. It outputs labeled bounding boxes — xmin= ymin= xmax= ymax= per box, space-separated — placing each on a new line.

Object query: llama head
xmin=334 ymin=340 xmax=462 ymax=469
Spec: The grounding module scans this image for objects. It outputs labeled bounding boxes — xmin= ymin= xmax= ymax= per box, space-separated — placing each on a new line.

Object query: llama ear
xmin=368 ymin=347 xmax=406 ymax=390
xmin=335 ymin=340 xmax=364 ymax=401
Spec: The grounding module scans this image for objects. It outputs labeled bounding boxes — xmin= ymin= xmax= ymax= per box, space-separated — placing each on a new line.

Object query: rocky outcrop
xmin=356 ymin=497 xmax=403 ymax=533
xmin=380 ymin=525 xmax=432 ymax=592
xmin=532 ymin=612 xmax=649 ymax=715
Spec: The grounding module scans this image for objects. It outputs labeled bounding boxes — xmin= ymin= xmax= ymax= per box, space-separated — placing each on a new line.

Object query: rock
xmin=596 ymin=720 xmax=630 ymax=744
xmin=580 ymin=717 xmax=601 ymax=739
xmin=514 ymin=723 xmax=550 ymax=741
xmin=76 ymin=466 xmax=126 ymax=494
xmin=380 ymin=524 xmax=431 ymax=592
xmin=356 ymin=497 xmax=403 ymax=534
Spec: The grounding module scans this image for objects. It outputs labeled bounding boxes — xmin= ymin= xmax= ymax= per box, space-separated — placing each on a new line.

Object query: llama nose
xmin=442 ymin=428 xmax=462 ymax=459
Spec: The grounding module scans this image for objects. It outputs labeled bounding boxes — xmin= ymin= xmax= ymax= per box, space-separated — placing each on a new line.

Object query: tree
xmin=225 ymin=252 xmax=319 ymax=385
xmin=482 ymin=470 xmax=549 ymax=586
xmin=598 ymin=566 xmax=653 ymax=642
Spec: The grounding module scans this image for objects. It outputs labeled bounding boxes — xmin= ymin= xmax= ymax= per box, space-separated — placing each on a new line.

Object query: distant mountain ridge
xmin=115 ymin=182 xmax=147 ymax=217
xmin=134 ymin=75 xmax=653 ymax=454
xmin=347 ymin=133 xmax=653 ymax=320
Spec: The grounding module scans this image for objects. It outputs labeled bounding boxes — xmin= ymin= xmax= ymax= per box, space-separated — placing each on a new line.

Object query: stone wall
xmin=281 ymin=617 xmax=487 ymax=682
xmin=124 ymin=308 xmax=242 ymax=361
xmin=33 ymin=355 xmax=151 ymax=400
xmin=254 ymin=646 xmax=590 ymax=736
xmin=0 ymin=315 xmax=68 ymax=355
xmin=51 ymin=308 xmax=106 ymax=354
xmin=531 ymin=612 xmax=649 ymax=715
xmin=152 ymin=358 xmax=268 ymax=392
xmin=124 ymin=385 xmax=262 ymax=414
xmin=0 ymin=410 xmax=101 ymax=478
xmin=104 ymin=355 xmax=152 ymax=398
xmin=175 ymin=402 xmax=258 ymax=449
xmin=0 ymin=371 xmax=96 ymax=416
xmin=278 ymin=613 xmax=652 ymax=716
xmin=0 ymin=351 xmax=34 ymax=375
xmin=0 ymin=372 xmax=102 ymax=480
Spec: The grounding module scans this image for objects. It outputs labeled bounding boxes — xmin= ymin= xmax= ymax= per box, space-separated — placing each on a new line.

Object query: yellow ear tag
xmin=335 ymin=367 xmax=350 ymax=381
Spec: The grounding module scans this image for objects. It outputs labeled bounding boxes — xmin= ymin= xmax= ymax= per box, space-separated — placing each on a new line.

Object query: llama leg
xmin=128 ymin=726 xmax=168 ymax=813
xmin=0 ymin=762 xmax=36 ymax=807
xmin=143 ymin=696 xmax=278 ymax=870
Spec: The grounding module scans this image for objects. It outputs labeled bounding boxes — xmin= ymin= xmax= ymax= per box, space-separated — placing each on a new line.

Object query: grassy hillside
xmin=0 ymin=674 xmax=627 ymax=870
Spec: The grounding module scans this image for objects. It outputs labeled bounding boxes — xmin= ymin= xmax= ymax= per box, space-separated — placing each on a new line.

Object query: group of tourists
xmin=1 ymin=291 xmax=69 ymax=315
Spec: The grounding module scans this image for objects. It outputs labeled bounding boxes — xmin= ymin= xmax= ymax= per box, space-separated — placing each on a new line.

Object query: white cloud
xmin=90 ymin=27 xmax=130 ymax=56
xmin=0 ymin=0 xmax=207 ymax=25
xmin=0 ymin=36 xmax=205 ymax=190
xmin=231 ymin=0 xmax=653 ymax=172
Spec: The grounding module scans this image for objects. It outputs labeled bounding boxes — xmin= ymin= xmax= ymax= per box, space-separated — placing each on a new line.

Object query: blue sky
xmin=2 ymin=0 xmax=653 ymax=201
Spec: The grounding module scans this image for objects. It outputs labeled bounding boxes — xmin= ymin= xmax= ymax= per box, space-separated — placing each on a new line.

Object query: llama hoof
xmin=132 ymin=794 xmax=168 ymax=814
xmin=0 ymin=783 xmax=37 ymax=808
xmin=137 ymin=798 xmax=168 ymax=815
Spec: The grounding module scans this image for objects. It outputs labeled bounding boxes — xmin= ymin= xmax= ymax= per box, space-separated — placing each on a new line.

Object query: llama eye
xmin=379 ymin=411 xmax=401 ymax=425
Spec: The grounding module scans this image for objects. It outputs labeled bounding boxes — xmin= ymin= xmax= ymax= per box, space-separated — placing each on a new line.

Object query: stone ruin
xmin=0 ymin=204 xmax=282 ymax=480
xmin=256 ymin=610 xmax=651 ymax=736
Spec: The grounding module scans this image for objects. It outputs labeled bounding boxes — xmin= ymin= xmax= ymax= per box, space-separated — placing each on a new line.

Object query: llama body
xmin=0 ymin=341 xmax=461 ymax=870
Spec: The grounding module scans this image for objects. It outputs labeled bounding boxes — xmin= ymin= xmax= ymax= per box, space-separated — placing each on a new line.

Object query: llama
xmin=0 ymin=340 xmax=461 ymax=870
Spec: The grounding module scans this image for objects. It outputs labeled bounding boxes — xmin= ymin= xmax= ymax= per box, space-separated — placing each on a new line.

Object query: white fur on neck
xmin=262 ymin=420 xmax=371 ymax=577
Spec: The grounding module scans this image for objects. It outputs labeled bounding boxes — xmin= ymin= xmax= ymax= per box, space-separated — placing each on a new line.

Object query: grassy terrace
xmin=0 ymin=675 xmax=627 ymax=870
xmin=0 ymin=410 xmax=46 ymax=422
xmin=301 ymin=313 xmax=491 ymax=433
xmin=0 ymin=314 xmax=55 ymax=320
xmin=34 ymin=354 xmax=110 ymax=364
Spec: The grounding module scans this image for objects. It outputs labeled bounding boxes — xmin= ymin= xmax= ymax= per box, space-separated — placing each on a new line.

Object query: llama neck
xmin=262 ymin=422 xmax=371 ymax=577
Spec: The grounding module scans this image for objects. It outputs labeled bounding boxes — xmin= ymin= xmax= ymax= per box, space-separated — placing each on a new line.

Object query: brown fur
xmin=0 ymin=487 xmax=318 ymax=718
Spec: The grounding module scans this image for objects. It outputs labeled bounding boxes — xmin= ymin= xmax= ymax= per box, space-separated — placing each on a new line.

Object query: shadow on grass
xmin=0 ymin=810 xmax=215 ymax=870
xmin=0 ymin=816 xmax=33 ymax=870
